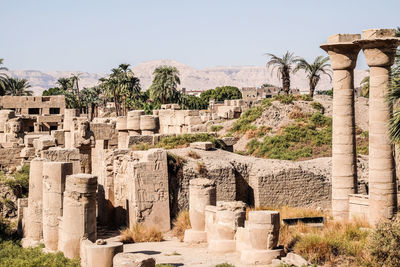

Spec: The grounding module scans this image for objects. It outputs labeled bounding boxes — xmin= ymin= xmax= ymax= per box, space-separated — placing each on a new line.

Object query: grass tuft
xmin=186 ymin=150 xmax=201 ymax=159
xmin=119 ymin=223 xmax=163 ymax=243
xmin=172 ymin=210 xmax=191 ymax=242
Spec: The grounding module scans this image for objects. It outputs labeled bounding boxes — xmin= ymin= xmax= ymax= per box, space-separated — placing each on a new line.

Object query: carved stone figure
xmin=73 ymin=119 xmax=94 ymax=173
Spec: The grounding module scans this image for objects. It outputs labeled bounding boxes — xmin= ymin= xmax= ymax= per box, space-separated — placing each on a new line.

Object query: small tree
xmin=294 ymin=56 xmax=332 ymax=97
xmin=266 ymin=51 xmax=296 ymax=95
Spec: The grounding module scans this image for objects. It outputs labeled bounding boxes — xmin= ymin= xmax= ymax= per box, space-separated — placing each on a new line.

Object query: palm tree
xmin=4 ymin=77 xmax=33 ymax=96
xmin=266 ymin=51 xmax=296 ymax=95
xmin=81 ymin=86 xmax=102 ymax=120
xmin=360 ymin=75 xmax=370 ymax=97
xmin=56 ymin=77 xmax=73 ymax=91
xmin=149 ymin=65 xmax=180 ymax=104
xmin=100 ymin=64 xmax=142 ymax=116
xmin=0 ymin=58 xmax=8 ymax=95
xmin=293 ymin=56 xmax=332 ymax=97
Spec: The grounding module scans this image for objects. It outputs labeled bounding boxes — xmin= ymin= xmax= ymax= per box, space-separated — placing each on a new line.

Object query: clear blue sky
xmin=1 ymin=0 xmax=399 ymax=72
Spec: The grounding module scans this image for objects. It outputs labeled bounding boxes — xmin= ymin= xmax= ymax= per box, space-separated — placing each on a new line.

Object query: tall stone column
xmin=321 ymin=34 xmax=361 ymax=220
xmin=356 ymin=29 xmax=400 ymax=225
xmin=23 ymin=158 xmax=47 ymax=246
xmin=42 ymin=162 xmax=73 ymax=251
xmin=58 ymin=174 xmax=97 ymax=259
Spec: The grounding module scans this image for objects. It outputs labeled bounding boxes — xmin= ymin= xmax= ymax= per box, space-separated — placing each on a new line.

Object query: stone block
xmin=33 ymin=136 xmax=56 ymax=151
xmin=362 ymin=28 xmax=396 ymax=39
xmin=24 ymin=135 xmax=42 ymax=147
xmin=183 ymin=229 xmax=208 ymax=243
xmin=20 ymin=147 xmax=35 ymax=158
xmin=190 ymin=141 xmax=213 ymax=151
xmin=327 ymin=33 xmax=361 ymax=43
xmin=51 ymin=130 xmax=65 ymax=146
xmin=240 ymin=249 xmax=283 ymax=265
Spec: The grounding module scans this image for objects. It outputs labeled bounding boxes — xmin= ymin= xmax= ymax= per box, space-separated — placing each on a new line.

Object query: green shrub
xmin=311 ymin=101 xmax=325 ymax=114
xmin=299 ymin=94 xmax=313 ymax=101
xmin=326 ymin=89 xmax=333 ymax=96
xmin=4 ymin=165 xmax=30 ymax=198
xmin=210 ymin=125 xmax=223 ymax=132
xmin=230 ymin=106 xmax=263 ymax=133
xmin=0 ymin=241 xmax=79 ymax=267
xmin=158 ymin=133 xmax=222 ymax=149
xmin=368 ymin=215 xmax=400 ymax=266
xmin=215 ymin=264 xmax=236 ymax=267
xmin=274 ymin=94 xmax=295 ymax=104
xmin=246 ymin=113 xmax=332 ymax=160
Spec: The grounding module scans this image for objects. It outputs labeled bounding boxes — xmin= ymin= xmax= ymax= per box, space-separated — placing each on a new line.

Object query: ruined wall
xmin=254 ymin=168 xmax=331 ymax=208
xmin=0 ymin=96 xmax=66 ymax=115
xmin=0 ymin=147 xmax=23 ymax=171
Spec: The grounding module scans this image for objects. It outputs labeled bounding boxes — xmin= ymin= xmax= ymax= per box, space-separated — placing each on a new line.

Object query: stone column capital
xmin=320 ymin=34 xmax=361 ymax=70
xmin=355 ymin=29 xmax=400 ymax=67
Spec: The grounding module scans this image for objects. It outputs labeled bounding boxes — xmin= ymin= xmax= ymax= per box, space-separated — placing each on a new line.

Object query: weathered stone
xmin=81 ymin=239 xmax=123 ymax=267
xmin=42 ymin=162 xmax=73 ymax=251
xmin=58 ymin=173 xmax=97 ymax=259
xmin=113 ymin=252 xmax=155 ymax=267
xmin=189 ymin=142 xmax=213 ymax=151
xmin=33 ymin=136 xmax=57 ymax=151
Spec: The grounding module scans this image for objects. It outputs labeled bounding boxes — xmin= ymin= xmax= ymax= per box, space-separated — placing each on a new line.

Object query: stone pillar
xmin=42 ymin=162 xmax=73 ymax=251
xmin=58 ymin=174 xmax=97 ymax=259
xmin=127 ymin=110 xmax=144 ymax=136
xmin=320 ymin=34 xmax=361 ymax=220
xmin=207 ymin=201 xmax=246 ymax=253
xmin=356 ymin=29 xmax=400 ymax=225
xmin=23 ymin=158 xmax=47 ymax=244
xmin=116 ymin=116 xmax=128 ymax=149
xmin=140 ymin=115 xmax=159 ymax=135
xmin=237 ymin=210 xmax=282 ymax=265
xmin=80 ymin=239 xmax=123 ymax=267
xmin=184 ymin=178 xmax=216 ymax=243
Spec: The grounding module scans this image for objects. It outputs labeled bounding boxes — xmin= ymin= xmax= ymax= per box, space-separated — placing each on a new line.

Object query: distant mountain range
xmin=4 ymin=59 xmax=368 ymax=96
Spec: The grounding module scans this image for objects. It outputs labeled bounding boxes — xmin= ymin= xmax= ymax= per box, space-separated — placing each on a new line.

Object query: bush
xmin=214 ymin=264 xmax=236 ymax=267
xmin=0 ymin=241 xmax=79 ymax=267
xmin=311 ymin=101 xmax=325 ymax=114
xmin=246 ymin=113 xmax=332 ymax=160
xmin=3 ymin=165 xmax=30 ymax=198
xmin=297 ymin=94 xmax=313 ymax=101
xmin=129 ymin=143 xmax=153 ymax=151
xmin=119 ymin=223 xmax=163 ymax=243
xmin=172 ymin=210 xmax=191 ymax=242
xmin=274 ymin=94 xmax=295 ymax=104
xmin=158 ymin=133 xmax=222 ymax=149
xmin=368 ymin=215 xmax=400 ymax=266
xmin=210 ymin=125 xmax=223 ymax=132
xmin=230 ymin=106 xmax=263 ymax=133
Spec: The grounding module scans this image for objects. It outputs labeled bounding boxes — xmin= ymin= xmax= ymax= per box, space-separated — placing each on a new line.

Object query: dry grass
xmin=120 ymin=223 xmax=163 ymax=243
xmin=288 ymin=108 xmax=307 ymax=120
xmin=186 ymin=150 xmax=201 ymax=159
xmin=195 ymin=161 xmax=208 ymax=176
xmin=247 ymin=205 xmax=325 ymax=220
xmin=172 ymin=210 xmax=191 ymax=241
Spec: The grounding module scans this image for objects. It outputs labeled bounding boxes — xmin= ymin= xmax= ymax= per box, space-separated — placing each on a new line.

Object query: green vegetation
xmin=0 ymin=216 xmax=79 ymax=267
xmin=356 ymin=128 xmax=369 ymax=155
xmin=368 ymin=214 xmax=400 ymax=266
xmin=149 ymin=66 xmax=181 ymax=104
xmin=199 ymin=86 xmax=242 ymax=103
xmin=210 ymin=125 xmax=223 ymax=132
xmin=157 ymin=133 xmax=222 ymax=149
xmin=230 ymin=106 xmax=263 ymax=133
xmin=0 ymin=241 xmax=79 ymax=267
xmin=311 ymin=101 xmax=325 ymax=114
xmin=0 ymin=165 xmax=30 ymax=198
xmin=214 ymin=264 xmax=236 ymax=267
xmin=297 ymin=94 xmax=313 ymax=101
xmin=273 ymin=94 xmax=295 ymax=104
xmin=246 ymin=112 xmax=332 ymax=160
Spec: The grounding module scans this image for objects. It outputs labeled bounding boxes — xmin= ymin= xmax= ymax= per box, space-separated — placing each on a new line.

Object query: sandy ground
xmin=122 ymin=238 xmax=271 ymax=267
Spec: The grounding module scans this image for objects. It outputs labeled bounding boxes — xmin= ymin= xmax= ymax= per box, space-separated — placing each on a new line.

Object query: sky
xmin=1 ymin=0 xmax=399 ymax=73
